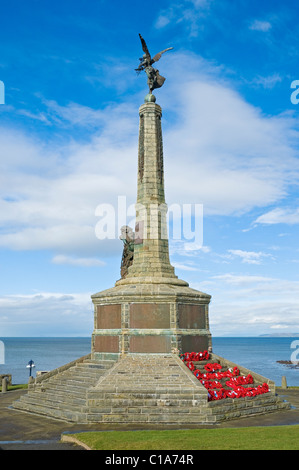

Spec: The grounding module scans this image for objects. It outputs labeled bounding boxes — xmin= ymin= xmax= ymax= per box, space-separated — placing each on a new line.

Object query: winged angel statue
xmin=135 ymin=34 xmax=173 ymax=93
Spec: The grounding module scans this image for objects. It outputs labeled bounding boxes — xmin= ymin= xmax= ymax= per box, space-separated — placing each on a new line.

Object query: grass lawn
xmin=72 ymin=425 xmax=299 ymax=450
xmin=0 ymin=383 xmax=28 ymax=392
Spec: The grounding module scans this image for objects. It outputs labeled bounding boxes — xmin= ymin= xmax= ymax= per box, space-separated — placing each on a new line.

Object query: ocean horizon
xmin=0 ymin=336 xmax=298 ymax=387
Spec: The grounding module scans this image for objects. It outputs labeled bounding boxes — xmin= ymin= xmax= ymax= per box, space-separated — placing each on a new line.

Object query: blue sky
xmin=0 ymin=0 xmax=299 ymax=337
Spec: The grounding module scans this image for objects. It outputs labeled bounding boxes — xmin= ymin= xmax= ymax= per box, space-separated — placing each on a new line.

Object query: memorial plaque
xmin=130 ymin=335 xmax=171 ymax=353
xmin=181 ymin=335 xmax=209 ymax=353
xmin=178 ymin=304 xmax=206 ymax=329
xmin=97 ymin=304 xmax=121 ymax=329
xmin=130 ymin=303 xmax=170 ymax=328
xmin=94 ymin=335 xmax=119 ymax=353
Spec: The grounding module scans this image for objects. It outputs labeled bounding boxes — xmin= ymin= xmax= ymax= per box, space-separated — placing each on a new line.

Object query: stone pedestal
xmin=92 ymin=100 xmax=212 ymax=358
xmin=91 ymin=283 xmax=211 ymax=360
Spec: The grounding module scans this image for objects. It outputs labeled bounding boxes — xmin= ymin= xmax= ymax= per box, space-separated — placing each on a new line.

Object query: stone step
xmin=16 ymin=393 xmax=288 ymax=425
xmin=59 ymin=368 xmax=107 ymax=377
xmin=88 ymin=387 xmax=203 ymax=397
xmin=191 ymin=359 xmax=219 ymax=366
xmin=21 ymin=393 xmax=209 ymax=413
xmin=52 ymin=365 xmax=107 ymax=377
xmin=12 ymin=359 xmax=118 ymax=422
xmin=14 ymin=399 xmax=86 ymax=423
xmin=105 ymin=377 xmax=191 ymax=383
xmin=204 ymin=393 xmax=290 ymax=422
xmin=46 ymin=376 xmax=100 ymax=387
xmin=99 ymin=381 xmax=195 ymax=389
xmin=28 ymin=387 xmax=88 ymax=403
xmin=43 ymin=364 xmax=108 ymax=386
xmin=205 ymin=402 xmax=290 ymax=423
xmin=82 ymin=360 xmax=116 ymax=368
xmin=86 ymin=397 xmax=207 ymax=408
xmin=85 ymin=412 xmax=209 ymax=424
xmin=18 ymin=393 xmax=86 ymax=411
xmin=23 ymin=388 xmax=88 ymax=403
xmin=15 ymin=396 xmax=210 ymax=425
xmin=38 ymin=387 xmax=91 ymax=400
xmin=17 ymin=392 xmax=209 ymax=420
xmin=208 ymin=392 xmax=288 ymax=410
xmin=86 ymin=404 xmax=208 ymax=415
xmin=47 ymin=376 xmax=100 ymax=387
xmin=42 ymin=382 xmax=95 ymax=395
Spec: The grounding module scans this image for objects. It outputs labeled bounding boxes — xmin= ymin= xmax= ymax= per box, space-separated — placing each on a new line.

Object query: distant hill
xmin=260 ymin=333 xmax=299 ymax=337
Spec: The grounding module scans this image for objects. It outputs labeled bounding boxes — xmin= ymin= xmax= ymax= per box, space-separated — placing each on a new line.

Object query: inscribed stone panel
xmin=181 ymin=335 xmax=208 ymax=353
xmin=130 ymin=335 xmax=171 ymax=353
xmin=130 ymin=303 xmax=170 ymax=328
xmin=97 ymin=304 xmax=121 ymax=329
xmin=178 ymin=304 xmax=205 ymax=329
xmin=94 ymin=335 xmax=119 ymax=353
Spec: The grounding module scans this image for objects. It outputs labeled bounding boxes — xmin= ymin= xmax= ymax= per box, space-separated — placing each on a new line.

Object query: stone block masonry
xmin=119 ymin=102 xmax=177 ymax=282
xmin=92 ymin=100 xmax=212 ymax=357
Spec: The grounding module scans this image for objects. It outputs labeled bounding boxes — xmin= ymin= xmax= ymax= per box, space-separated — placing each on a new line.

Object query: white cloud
xmin=52 ymin=255 xmax=106 ymax=267
xmin=254 ymin=207 xmax=299 ymax=225
xmin=170 ymin=240 xmax=210 ymax=257
xmin=154 ymin=0 xmax=213 ymax=36
xmin=251 ymin=73 xmax=282 ymax=89
xmin=249 ymin=20 xmax=272 ymax=32
xmin=227 ymin=249 xmax=274 ymax=265
xmin=160 ymin=54 xmax=299 ymax=216
xmin=212 ymin=274 xmax=276 ymax=284
xmin=172 ymin=262 xmax=199 ymax=271
xmin=0 ymin=292 xmax=93 ymax=336
xmin=155 ymin=11 xmax=173 ymax=29
xmin=196 ymin=274 xmax=299 ymax=336
xmin=270 ymin=324 xmax=289 ymax=329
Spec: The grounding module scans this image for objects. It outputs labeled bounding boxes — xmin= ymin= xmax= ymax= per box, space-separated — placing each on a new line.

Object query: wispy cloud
xmin=154 ymin=0 xmax=214 ymax=37
xmin=227 ymin=249 xmax=275 ymax=265
xmin=198 ymin=274 xmax=299 ymax=336
xmin=172 ymin=262 xmax=199 ymax=271
xmin=211 ymin=274 xmax=276 ymax=285
xmin=249 ymin=19 xmax=272 ymax=32
xmin=250 ymin=73 xmax=283 ymax=89
xmin=253 ymin=207 xmax=299 ymax=225
xmin=52 ymin=255 xmax=106 ymax=267
xmin=0 ymin=292 xmax=93 ymax=336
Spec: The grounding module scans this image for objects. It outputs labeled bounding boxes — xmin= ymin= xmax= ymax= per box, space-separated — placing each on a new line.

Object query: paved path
xmin=0 ymin=388 xmax=298 ymax=450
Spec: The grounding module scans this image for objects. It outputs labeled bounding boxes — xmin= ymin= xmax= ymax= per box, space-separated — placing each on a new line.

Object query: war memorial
xmin=13 ymin=35 xmax=290 ymax=424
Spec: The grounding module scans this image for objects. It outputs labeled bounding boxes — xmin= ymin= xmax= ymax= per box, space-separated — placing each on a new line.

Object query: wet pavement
xmin=0 ymin=388 xmax=298 ymax=450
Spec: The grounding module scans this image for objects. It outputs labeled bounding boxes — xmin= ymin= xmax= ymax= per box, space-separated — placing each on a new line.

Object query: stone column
xmin=116 ymin=101 xmax=187 ymax=286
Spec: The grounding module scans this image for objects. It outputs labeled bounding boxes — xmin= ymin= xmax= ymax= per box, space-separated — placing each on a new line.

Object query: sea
xmin=0 ymin=336 xmax=298 ymax=387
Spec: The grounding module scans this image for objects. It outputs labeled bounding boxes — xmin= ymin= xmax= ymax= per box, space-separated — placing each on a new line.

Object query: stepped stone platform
xmin=12 ymin=352 xmax=290 ymax=425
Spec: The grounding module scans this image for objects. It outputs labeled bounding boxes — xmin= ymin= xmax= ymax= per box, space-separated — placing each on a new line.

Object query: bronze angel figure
xmin=135 ymin=34 xmax=173 ymax=93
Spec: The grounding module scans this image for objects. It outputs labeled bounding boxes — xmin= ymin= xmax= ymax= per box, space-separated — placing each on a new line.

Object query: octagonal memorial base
xmin=91 ymin=282 xmax=212 ymax=360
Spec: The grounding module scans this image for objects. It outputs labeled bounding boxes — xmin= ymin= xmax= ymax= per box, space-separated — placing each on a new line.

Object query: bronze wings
xmin=138 ymin=33 xmax=173 ymax=65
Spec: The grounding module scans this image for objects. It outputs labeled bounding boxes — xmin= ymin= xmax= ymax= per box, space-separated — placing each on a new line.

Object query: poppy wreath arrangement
xmin=208 ymin=383 xmax=270 ymax=401
xmin=204 ymin=363 xmax=222 ymax=372
xmin=180 ymin=351 xmax=210 ymax=362
xmin=194 ymin=366 xmax=240 ymax=380
xmin=225 ymin=374 xmax=254 ymax=388
xmin=181 ymin=351 xmax=270 ymax=401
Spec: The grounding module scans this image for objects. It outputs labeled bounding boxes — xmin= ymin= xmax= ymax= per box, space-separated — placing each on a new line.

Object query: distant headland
xmin=259 ymin=333 xmax=299 ymax=337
